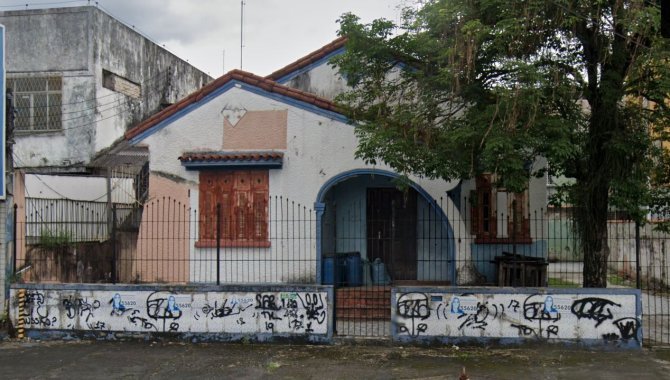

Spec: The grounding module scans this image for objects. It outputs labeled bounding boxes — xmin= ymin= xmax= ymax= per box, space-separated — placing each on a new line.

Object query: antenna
xmin=240 ymin=0 xmax=245 ymax=70
xmin=222 ymin=49 xmax=225 ymax=74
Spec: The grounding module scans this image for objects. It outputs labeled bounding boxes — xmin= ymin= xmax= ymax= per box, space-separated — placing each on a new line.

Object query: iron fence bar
xmin=216 ymin=202 xmax=221 ymax=286
xmin=635 ymin=220 xmax=641 ymax=290
xmin=12 ymin=203 xmax=17 ymax=275
xmin=111 ymin=204 xmax=117 ymax=284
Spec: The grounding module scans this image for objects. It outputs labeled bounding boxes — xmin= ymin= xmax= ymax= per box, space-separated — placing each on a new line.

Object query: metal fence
xmin=10 ymin=195 xmax=670 ymax=345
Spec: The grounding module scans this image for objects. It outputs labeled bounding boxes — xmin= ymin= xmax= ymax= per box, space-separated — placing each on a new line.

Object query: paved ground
xmin=0 ymin=339 xmax=669 ymax=379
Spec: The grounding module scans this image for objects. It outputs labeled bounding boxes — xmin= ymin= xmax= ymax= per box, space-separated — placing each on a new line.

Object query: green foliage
xmin=38 ymin=229 xmax=72 ymax=248
xmin=334 ymin=0 xmax=670 ymax=286
xmin=547 ymin=277 xmax=579 ymax=288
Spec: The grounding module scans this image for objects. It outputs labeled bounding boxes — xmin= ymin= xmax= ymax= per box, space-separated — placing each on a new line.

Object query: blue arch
xmin=314 ymin=168 xmax=456 ymax=284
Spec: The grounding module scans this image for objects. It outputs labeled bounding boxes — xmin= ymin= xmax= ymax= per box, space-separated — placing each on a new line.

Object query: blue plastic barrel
xmin=346 ymin=252 xmax=362 ymax=287
xmin=322 ymin=255 xmax=335 ymax=285
xmin=322 ymin=253 xmax=345 ymax=285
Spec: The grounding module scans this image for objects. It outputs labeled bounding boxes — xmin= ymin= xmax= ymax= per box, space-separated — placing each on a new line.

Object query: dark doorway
xmin=366 ymin=188 xmax=417 ymax=281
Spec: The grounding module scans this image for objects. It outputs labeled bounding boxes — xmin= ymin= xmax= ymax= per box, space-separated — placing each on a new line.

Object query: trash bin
xmin=346 ymin=252 xmax=362 ymax=287
xmin=322 ymin=253 xmax=346 ymax=286
xmin=371 ymin=258 xmax=391 ymax=285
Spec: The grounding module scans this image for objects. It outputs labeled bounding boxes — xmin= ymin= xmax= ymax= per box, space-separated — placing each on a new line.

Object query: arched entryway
xmin=315 ymin=169 xmax=455 ymax=286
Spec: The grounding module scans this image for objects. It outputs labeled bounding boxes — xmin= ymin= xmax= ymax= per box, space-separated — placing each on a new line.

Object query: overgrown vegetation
xmin=38 ymin=229 xmax=72 ymax=248
xmin=333 ymin=0 xmax=670 ymax=287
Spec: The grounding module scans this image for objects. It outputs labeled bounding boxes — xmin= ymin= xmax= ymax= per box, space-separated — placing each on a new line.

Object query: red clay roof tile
xmin=266 ymin=36 xmax=347 ymax=81
xmin=178 ymin=151 xmax=284 ymax=163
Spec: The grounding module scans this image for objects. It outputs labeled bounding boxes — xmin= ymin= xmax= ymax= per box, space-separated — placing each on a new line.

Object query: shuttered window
xmin=196 ymin=170 xmax=270 ymax=247
xmin=471 ymin=174 xmax=531 ymax=244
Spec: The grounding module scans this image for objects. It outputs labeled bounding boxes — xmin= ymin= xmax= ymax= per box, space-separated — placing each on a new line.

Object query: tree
xmin=333 ymin=0 xmax=670 ymax=287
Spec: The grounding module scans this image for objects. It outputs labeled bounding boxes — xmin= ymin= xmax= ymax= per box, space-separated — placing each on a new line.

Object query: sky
xmin=0 ymin=0 xmax=407 ymax=78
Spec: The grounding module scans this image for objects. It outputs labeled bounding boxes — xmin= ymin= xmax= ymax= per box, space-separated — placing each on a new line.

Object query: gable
xmin=266 ymin=37 xmax=349 ymax=101
xmin=126 ymin=70 xmax=344 ymax=145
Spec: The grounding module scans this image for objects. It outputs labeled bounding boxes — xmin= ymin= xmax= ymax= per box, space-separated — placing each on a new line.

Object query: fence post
xmin=216 ymin=203 xmax=221 ymax=286
xmin=111 ymin=204 xmax=117 ymax=284
xmin=635 ymin=220 xmax=641 ymax=290
xmin=511 ymin=204 xmax=518 ymax=287
xmin=12 ymin=203 xmax=17 ymax=275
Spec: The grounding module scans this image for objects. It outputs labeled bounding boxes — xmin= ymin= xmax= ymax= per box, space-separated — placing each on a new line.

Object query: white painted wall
xmin=280 ymin=60 xmax=349 ymax=101
xmin=394 ymin=290 xmax=640 ymax=345
xmin=24 ymin=174 xmax=135 ymax=203
xmin=10 ymin=288 xmax=328 ymax=336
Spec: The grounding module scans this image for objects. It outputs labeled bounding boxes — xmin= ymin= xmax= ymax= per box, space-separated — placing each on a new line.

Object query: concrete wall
xmin=392 ymin=287 xmax=641 ymax=348
xmin=91 ymin=7 xmax=211 ymax=154
xmin=608 ymin=221 xmax=670 ymax=287
xmin=0 ymin=202 xmax=6 ymax=312
xmin=9 ymin=284 xmax=332 ymax=342
xmin=24 ymin=174 xmax=134 ymax=203
xmin=277 ymin=55 xmax=349 ymax=101
xmin=0 ymin=6 xmax=211 ymax=170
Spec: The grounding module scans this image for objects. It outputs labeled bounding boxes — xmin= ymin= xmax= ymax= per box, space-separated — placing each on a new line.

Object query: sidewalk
xmin=0 ymin=339 xmax=669 ymax=379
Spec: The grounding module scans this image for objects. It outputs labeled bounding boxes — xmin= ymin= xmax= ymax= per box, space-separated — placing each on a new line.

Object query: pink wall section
xmin=223 ymin=110 xmax=287 ymax=150
xmin=124 ymin=173 xmax=191 ymax=283
xmin=14 ymin=171 xmax=26 ymax=270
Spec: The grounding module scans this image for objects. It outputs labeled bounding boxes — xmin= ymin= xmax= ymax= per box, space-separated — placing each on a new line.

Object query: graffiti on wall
xmin=12 ymin=289 xmax=328 ymax=336
xmin=394 ymin=291 xmax=640 ymax=344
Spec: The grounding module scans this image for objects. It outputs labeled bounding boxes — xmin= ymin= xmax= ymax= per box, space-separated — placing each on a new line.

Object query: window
xmin=471 ymin=174 xmax=531 ymax=244
xmin=7 ymin=76 xmax=62 ymax=132
xmin=196 ymin=170 xmax=270 ymax=248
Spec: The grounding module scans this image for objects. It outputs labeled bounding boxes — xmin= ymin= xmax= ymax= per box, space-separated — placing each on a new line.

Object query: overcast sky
xmin=0 ymin=0 xmax=406 ymax=78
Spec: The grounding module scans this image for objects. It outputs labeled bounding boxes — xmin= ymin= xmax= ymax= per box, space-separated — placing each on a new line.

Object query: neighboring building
xmin=0 ymin=6 xmax=212 ymax=173
xmin=2 ymin=6 xmax=211 ymax=304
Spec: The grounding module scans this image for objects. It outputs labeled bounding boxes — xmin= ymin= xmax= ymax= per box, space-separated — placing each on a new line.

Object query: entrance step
xmin=336 ymin=286 xmax=392 ymax=320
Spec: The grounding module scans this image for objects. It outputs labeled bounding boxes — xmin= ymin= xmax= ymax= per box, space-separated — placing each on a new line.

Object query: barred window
xmin=7 ymin=76 xmax=62 ymax=132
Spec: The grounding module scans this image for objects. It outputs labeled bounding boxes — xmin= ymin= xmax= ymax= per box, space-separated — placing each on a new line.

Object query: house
xmin=2 ymin=6 xmax=211 ymax=294
xmin=114 ymin=33 xmax=549 ymax=286
xmin=119 ymin=69 xmax=460 ymax=285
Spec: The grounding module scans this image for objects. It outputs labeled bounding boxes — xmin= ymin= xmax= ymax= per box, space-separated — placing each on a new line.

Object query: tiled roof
xmin=179 ymin=151 xmax=284 ymax=163
xmin=266 ymin=36 xmax=347 ymax=81
xmin=125 ymin=70 xmax=341 ymax=141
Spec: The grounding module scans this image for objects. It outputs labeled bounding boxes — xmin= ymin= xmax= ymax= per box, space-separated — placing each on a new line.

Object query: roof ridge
xmin=265 ymin=36 xmax=347 ymax=81
xmin=125 ymin=69 xmax=341 ymax=141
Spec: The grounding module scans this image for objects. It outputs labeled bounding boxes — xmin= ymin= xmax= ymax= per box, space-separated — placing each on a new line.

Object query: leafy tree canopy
xmin=334 ymin=0 xmax=670 ymax=286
